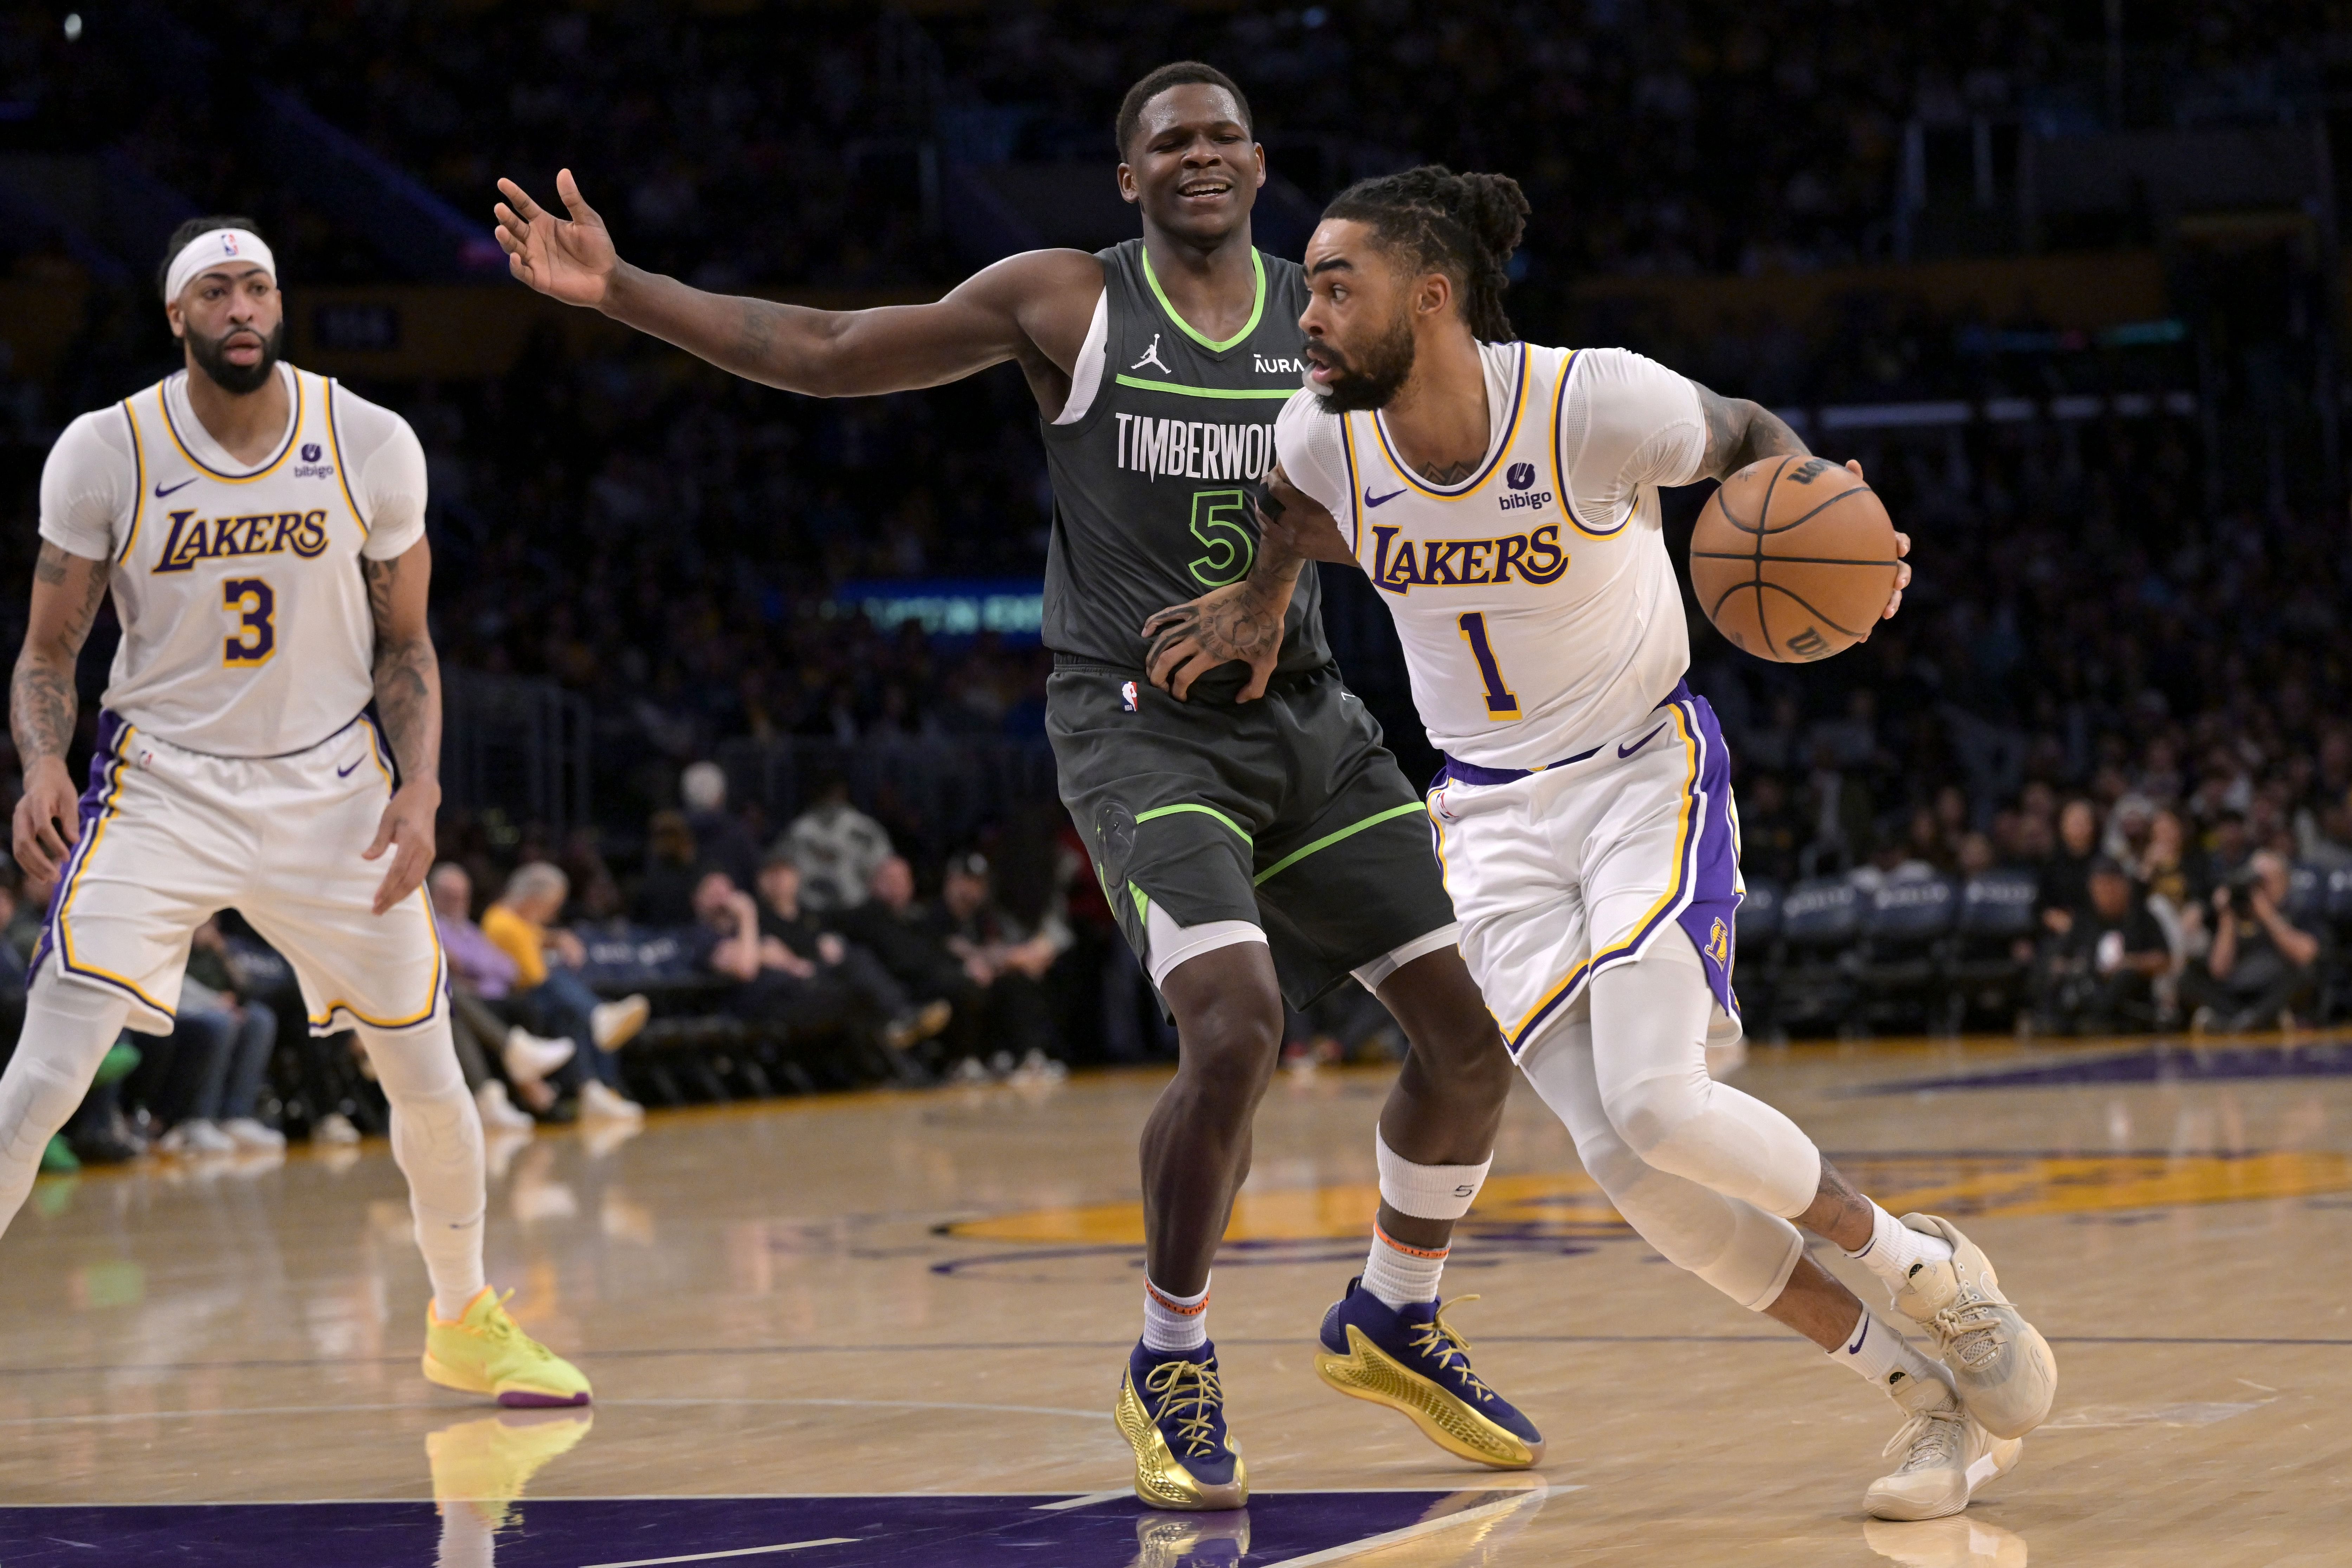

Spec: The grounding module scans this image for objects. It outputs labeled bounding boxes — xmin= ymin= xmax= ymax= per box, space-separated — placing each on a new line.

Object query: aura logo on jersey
xmin=1366 ymin=523 xmax=1567 ymax=595
xmin=1113 ymin=413 xmax=1275 ymax=482
xmin=1252 ymin=354 xmax=1307 ymax=375
xmin=151 ymin=508 xmax=330 ymax=573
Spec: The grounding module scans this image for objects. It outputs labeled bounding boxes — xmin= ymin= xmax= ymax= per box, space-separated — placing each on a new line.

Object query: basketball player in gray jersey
xmin=496 ymin=62 xmax=1541 ymax=1506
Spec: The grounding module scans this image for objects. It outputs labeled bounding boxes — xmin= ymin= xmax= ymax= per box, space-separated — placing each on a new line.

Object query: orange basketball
xmin=1688 ymin=454 xmax=1899 ymax=663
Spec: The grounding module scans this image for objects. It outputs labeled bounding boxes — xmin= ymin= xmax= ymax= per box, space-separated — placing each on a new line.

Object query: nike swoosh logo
xmin=1364 ymin=487 xmax=1407 ymax=508
xmin=336 ymin=758 xmax=365 ymax=778
xmin=154 ymin=478 xmax=198 ymax=497
xmin=1618 ymin=724 xmax=1668 ymax=759
xmin=1846 ymin=1319 xmax=1870 ymax=1355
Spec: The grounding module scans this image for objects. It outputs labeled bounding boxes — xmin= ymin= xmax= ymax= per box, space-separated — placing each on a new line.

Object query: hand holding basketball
xmin=1688 ymin=454 xmax=1909 ymax=663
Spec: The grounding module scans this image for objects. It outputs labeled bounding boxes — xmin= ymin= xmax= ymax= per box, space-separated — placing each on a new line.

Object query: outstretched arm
xmin=1692 ymin=383 xmax=1911 ymax=627
xmin=1142 ymin=464 xmax=1352 ymax=702
xmin=10 ymin=544 xmax=110 ymax=881
xmin=493 ymin=170 xmax=1099 ymax=404
xmin=362 ymin=540 xmax=442 ymax=915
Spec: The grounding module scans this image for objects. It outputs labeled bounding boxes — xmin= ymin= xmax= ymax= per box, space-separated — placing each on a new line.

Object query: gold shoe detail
xmin=1114 ymin=1363 xmax=1246 ymax=1511
xmin=1314 ymin=1314 xmax=1542 ymax=1469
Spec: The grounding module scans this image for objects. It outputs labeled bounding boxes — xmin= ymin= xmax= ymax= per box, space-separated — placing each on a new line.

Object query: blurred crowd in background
xmin=0 ymin=2 xmax=2350 ymax=1158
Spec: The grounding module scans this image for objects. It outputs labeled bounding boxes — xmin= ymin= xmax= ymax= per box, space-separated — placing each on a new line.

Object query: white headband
xmin=164 ymin=229 xmax=277 ymax=303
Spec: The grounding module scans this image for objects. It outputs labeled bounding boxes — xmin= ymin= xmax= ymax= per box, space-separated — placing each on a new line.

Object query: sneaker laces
xmin=1883 ymin=1402 xmax=1965 ymax=1469
xmin=1144 ymin=1358 xmax=1226 ymax=1459
xmin=1927 ymin=1286 xmax=2009 ymax=1372
xmin=1409 ymin=1297 xmax=1497 ymax=1405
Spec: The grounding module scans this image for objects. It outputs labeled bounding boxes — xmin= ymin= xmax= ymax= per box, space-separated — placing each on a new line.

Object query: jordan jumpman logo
xmin=1130 ymin=333 xmax=1171 ymax=374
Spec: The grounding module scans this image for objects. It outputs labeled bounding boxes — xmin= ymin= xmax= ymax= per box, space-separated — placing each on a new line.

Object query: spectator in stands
xmin=1736 ymin=772 xmax=1803 ymax=886
xmin=428 ymin=863 xmax=571 ymax=1129
xmin=686 ymin=869 xmax=870 ymax=1070
xmin=786 ymin=774 xmax=892 ymax=912
xmin=2035 ymin=859 xmax=2171 ymax=1035
xmin=755 ymin=846 xmax=947 ymax=1057
xmin=2037 ymin=798 xmax=2100 ymax=933
xmin=2179 ymin=850 xmax=2322 ymax=1032
xmin=634 ymin=810 xmax=702 ymax=925
xmin=931 ymin=852 xmax=1061 ymax=1070
xmin=681 ymin=761 xmax=760 ymax=895
xmin=834 ymin=856 xmax=976 ymax=1009
xmin=482 ymin=863 xmax=649 ymax=1122
xmin=151 ymin=918 xmax=288 ymax=1153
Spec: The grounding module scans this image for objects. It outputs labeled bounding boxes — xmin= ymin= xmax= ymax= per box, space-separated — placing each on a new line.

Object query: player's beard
xmin=186 ymin=319 xmax=286 ymax=396
xmin=1308 ymin=307 xmax=1416 ymax=413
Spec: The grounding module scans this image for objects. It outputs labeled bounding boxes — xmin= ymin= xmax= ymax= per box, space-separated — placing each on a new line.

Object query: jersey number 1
xmin=1457 ymin=612 xmax=1520 ymax=719
xmin=223 ymin=578 xmax=276 ymax=666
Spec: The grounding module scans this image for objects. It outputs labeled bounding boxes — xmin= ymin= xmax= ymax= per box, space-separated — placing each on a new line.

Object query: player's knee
xmin=1172 ymin=992 xmax=1282 ymax=1109
xmin=1603 ymin=1066 xmax=1713 ymax=1167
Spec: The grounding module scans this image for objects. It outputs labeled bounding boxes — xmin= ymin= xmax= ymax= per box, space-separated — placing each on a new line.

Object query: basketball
xmin=1689 ymin=454 xmax=1900 ymax=662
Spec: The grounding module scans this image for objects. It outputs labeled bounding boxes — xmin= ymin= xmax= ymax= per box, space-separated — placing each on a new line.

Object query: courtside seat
xmin=1771 ymin=877 xmax=1862 ymax=1035
xmin=1945 ymin=869 xmax=2039 ymax=1032
xmin=1855 ymin=877 xmax=1959 ymax=1033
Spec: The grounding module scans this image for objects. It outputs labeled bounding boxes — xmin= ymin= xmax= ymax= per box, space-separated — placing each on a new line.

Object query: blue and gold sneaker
xmin=1114 ymin=1341 xmax=1247 ymax=1510
xmin=1315 ymin=1278 xmax=1544 ymax=1468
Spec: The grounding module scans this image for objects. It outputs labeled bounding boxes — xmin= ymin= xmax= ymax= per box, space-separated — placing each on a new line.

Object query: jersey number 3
xmin=1457 ymin=612 xmax=1520 ymax=719
xmin=222 ymin=578 xmax=276 ymax=666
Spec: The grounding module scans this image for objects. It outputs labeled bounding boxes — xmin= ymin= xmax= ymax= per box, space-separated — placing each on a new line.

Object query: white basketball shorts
xmin=1427 ymin=679 xmax=1743 ymax=1056
xmin=32 ymin=709 xmax=447 ymax=1036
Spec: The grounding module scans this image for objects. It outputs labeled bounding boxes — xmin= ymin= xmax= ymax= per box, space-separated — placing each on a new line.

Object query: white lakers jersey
xmin=38 ymin=364 xmax=427 ymax=757
xmin=1277 ymin=342 xmax=1707 ymax=770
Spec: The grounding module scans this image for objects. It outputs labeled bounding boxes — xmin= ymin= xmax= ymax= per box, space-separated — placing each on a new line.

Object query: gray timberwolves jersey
xmin=1041 ymin=239 xmax=1331 ymax=700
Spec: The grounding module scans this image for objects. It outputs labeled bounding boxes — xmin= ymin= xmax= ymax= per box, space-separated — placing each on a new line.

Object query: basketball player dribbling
xmin=1145 ymin=166 xmax=2056 ymax=1521
xmin=2 ymin=219 xmax=589 ymax=1409
xmin=495 ymin=64 xmax=1545 ymax=1506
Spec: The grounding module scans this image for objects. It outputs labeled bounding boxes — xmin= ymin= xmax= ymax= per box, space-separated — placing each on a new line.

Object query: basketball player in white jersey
xmin=1144 ymin=167 xmax=2056 ymax=1521
xmin=2 ymin=218 xmax=589 ymax=1407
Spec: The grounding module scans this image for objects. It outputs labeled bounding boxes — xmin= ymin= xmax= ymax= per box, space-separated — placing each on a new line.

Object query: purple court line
xmin=0 ymin=1331 xmax=2345 ymax=1381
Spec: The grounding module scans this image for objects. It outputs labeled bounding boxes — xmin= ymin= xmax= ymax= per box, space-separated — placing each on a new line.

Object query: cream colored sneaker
xmin=1865 ymin=1369 xmax=2022 ymax=1522
xmin=577 ymin=1079 xmax=644 ymax=1123
xmin=589 ymin=995 xmax=650 ymax=1052
xmin=1890 ymin=1214 xmax=2057 ymax=1439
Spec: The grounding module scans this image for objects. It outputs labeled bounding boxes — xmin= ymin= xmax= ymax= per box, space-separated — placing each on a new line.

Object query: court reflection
xmin=1863 ymin=1514 xmax=2028 ymax=1567
xmin=426 ymin=1408 xmax=594 ymax=1568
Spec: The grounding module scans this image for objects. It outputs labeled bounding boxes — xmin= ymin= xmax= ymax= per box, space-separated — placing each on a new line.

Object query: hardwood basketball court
xmin=0 ymin=1032 xmax=2341 ymax=1565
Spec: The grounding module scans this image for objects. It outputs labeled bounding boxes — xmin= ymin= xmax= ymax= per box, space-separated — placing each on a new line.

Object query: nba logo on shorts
xmin=1706 ymin=916 xmax=1730 ymax=966
xmin=1121 ymin=680 xmax=1139 ymax=712
xmin=1507 ymin=462 xmax=1536 ymax=490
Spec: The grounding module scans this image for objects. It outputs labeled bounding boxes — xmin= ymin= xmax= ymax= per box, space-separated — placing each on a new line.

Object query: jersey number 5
xmin=1187 ymin=489 xmax=1256 ymax=588
xmin=1457 ymin=612 xmax=1520 ymax=719
xmin=222 ymin=578 xmax=276 ymax=666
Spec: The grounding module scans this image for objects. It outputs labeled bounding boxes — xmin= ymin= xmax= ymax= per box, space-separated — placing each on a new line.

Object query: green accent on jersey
xmin=1253 ymin=800 xmax=1430 ymax=886
xmin=1187 ymin=489 xmax=1255 ymax=587
xmin=1143 ymin=246 xmax=1267 ymax=352
xmin=1131 ymin=883 xmax=1150 ymax=923
xmin=1111 ymin=374 xmax=1295 ymax=400
xmin=1136 ymin=802 xmax=1254 ymax=844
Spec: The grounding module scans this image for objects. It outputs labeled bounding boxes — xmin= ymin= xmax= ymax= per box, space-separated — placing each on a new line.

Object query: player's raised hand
xmin=11 ymin=755 xmax=80 ymax=884
xmin=363 ymin=780 xmax=438 ymax=916
xmin=493 ymin=169 xmax=617 ymax=307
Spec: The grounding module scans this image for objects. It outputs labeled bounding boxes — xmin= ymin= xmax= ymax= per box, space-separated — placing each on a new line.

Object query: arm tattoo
xmin=10 ymin=544 xmax=110 ymax=764
xmin=1697 ymin=387 xmax=1808 ymax=479
xmin=364 ymin=556 xmax=441 ymax=785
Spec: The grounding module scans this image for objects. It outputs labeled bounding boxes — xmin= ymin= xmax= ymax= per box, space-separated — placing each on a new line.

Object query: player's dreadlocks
xmin=1323 ymin=166 xmax=1529 ymax=343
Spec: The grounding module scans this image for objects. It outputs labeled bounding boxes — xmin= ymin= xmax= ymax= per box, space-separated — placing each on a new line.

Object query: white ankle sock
xmin=1143 ymin=1276 xmax=1209 ymax=1353
xmin=1846 ymin=1204 xmax=1954 ymax=1291
xmin=1831 ymin=1306 xmax=1945 ymax=1392
xmin=1361 ymin=1224 xmax=1448 ymax=1309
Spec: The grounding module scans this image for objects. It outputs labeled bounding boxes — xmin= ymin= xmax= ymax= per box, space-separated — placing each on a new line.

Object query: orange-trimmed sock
xmin=1361 ymin=1224 xmax=1448 ymax=1309
xmin=1142 ymin=1275 xmax=1210 ymax=1353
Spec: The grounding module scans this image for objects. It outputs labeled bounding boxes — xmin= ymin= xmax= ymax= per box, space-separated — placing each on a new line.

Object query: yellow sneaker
xmin=422 ymin=1287 xmax=593 ymax=1407
xmin=427 ymin=1408 xmax=595 ymax=1530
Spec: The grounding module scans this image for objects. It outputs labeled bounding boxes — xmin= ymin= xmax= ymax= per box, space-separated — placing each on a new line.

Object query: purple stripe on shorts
xmin=1671 ymin=691 xmax=1744 ymax=1025
xmin=27 ymin=710 xmax=128 ymax=985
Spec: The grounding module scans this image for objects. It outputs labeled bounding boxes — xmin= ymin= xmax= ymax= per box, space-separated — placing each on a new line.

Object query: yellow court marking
xmin=946 ymin=1152 xmax=2352 ymax=1244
